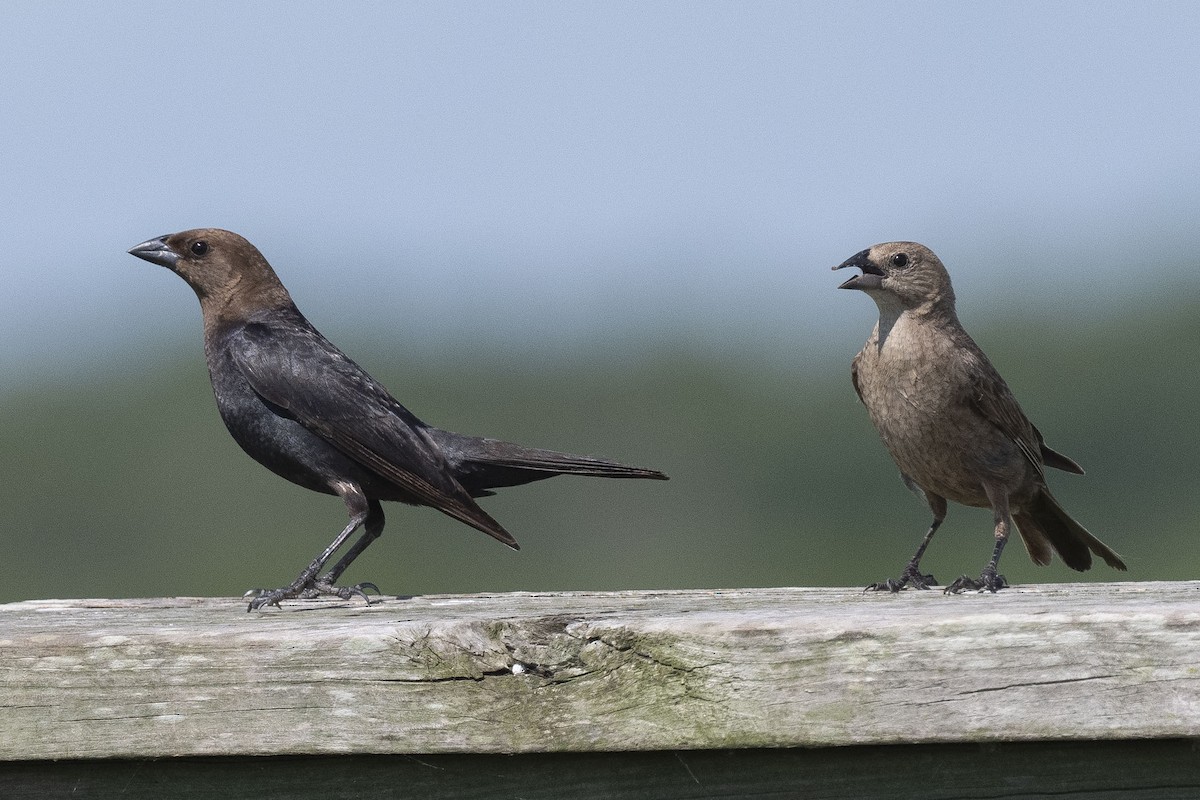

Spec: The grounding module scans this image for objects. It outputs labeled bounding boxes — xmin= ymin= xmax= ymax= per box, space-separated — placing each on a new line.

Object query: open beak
xmin=832 ymin=249 xmax=885 ymax=291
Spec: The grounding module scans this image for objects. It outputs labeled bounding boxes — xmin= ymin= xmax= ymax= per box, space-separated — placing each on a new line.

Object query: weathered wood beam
xmin=2 ymin=582 xmax=1197 ymax=761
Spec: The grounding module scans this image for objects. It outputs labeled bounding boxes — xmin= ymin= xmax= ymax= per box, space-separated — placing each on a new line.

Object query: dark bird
xmin=833 ymin=242 xmax=1126 ymax=592
xmin=128 ymin=228 xmax=668 ymax=610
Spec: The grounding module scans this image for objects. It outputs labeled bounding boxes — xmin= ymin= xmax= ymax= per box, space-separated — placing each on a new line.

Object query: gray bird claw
xmin=244 ymin=580 xmax=380 ymax=611
xmin=865 ymin=566 xmax=937 ymax=593
xmin=944 ymin=570 xmax=1008 ymax=594
xmin=244 ymin=587 xmax=291 ymax=611
xmin=325 ymin=581 xmax=380 ymax=605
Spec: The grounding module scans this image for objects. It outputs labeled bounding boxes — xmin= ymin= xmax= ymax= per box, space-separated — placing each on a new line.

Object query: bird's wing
xmin=227 ymin=321 xmax=518 ymax=547
xmin=850 ymin=351 xmax=865 ymax=404
xmin=963 ymin=352 xmax=1047 ymax=480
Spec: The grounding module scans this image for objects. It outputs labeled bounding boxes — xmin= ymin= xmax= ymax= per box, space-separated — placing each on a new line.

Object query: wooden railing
xmin=3 ymin=582 xmax=1199 ymax=796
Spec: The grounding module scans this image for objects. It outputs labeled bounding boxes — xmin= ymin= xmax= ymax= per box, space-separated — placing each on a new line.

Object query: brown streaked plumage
xmin=834 ymin=241 xmax=1126 ymax=592
xmin=128 ymin=228 xmax=667 ymax=610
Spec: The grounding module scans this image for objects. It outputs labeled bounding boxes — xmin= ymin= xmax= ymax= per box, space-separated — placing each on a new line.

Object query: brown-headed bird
xmin=129 ymin=229 xmax=667 ymax=610
xmin=833 ymin=242 xmax=1125 ymax=592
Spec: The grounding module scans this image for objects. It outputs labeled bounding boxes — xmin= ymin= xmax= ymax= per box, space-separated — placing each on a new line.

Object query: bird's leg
xmin=246 ymin=485 xmax=378 ymax=610
xmin=316 ymin=499 xmax=384 ymax=595
xmin=866 ymin=495 xmax=945 ymax=592
xmin=946 ymin=490 xmax=1012 ymax=594
xmin=865 ymin=519 xmax=941 ymax=592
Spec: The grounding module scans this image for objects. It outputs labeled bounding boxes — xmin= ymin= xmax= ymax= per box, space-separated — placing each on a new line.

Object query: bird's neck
xmin=199 ymin=278 xmax=296 ymax=340
xmin=869 ymin=293 xmax=908 ymax=347
xmin=871 ymin=298 xmax=956 ymax=349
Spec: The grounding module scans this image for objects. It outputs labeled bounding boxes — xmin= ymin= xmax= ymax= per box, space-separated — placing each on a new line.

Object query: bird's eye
xmin=890 ymin=253 xmax=909 ymax=268
xmin=191 ymin=241 xmax=209 ymax=256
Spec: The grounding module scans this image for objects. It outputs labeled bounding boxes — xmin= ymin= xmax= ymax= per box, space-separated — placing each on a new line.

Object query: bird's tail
xmin=1013 ymin=489 xmax=1127 ymax=572
xmin=429 ymin=430 xmax=668 ymax=495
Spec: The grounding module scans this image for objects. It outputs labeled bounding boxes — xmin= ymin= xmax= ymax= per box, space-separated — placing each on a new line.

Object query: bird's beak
xmin=128 ymin=236 xmax=179 ymax=269
xmin=832 ymin=249 xmax=885 ymax=291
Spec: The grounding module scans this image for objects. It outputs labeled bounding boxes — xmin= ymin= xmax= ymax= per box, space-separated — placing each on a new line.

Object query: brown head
xmin=832 ymin=241 xmax=956 ymax=316
xmin=128 ymin=228 xmax=294 ymax=328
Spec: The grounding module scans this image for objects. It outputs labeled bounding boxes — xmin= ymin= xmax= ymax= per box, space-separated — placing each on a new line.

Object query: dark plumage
xmin=128 ymin=228 xmax=667 ymax=609
xmin=834 ymin=241 xmax=1126 ymax=593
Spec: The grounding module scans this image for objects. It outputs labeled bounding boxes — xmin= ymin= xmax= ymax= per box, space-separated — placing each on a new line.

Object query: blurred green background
xmin=1 ymin=287 xmax=1194 ymax=603
xmin=2 ymin=4 xmax=1199 ymax=602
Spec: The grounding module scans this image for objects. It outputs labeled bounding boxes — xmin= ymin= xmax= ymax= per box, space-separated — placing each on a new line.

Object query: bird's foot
xmin=944 ymin=569 xmax=1008 ymax=594
xmin=299 ymin=580 xmax=380 ymax=601
xmin=245 ymin=579 xmax=381 ymax=611
xmin=865 ymin=564 xmax=937 ymax=593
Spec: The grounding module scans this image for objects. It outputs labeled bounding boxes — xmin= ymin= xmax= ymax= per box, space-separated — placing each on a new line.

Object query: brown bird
xmin=833 ymin=242 xmax=1126 ymax=592
xmin=128 ymin=228 xmax=668 ymax=610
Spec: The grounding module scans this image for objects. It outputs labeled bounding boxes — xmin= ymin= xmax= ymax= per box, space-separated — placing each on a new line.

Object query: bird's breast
xmin=855 ymin=322 xmax=1008 ymax=506
xmin=203 ymin=345 xmax=354 ymax=496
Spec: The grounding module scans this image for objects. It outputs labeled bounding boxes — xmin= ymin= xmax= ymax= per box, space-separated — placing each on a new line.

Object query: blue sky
xmin=2 ymin=2 xmax=1198 ymax=381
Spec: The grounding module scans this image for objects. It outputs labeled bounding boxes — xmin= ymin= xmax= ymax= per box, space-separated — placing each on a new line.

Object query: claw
xmin=243 ymin=577 xmax=381 ymax=610
xmin=865 ymin=578 xmax=905 ymax=593
xmin=244 ymin=588 xmax=268 ymax=611
xmin=865 ymin=565 xmax=937 ymax=593
xmin=246 ymin=591 xmax=285 ymax=612
xmin=944 ymin=570 xmax=1008 ymax=594
xmin=325 ymin=582 xmax=375 ymax=606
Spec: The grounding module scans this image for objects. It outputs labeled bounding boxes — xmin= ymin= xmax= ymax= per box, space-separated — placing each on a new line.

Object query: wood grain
xmin=2 ymin=582 xmax=1198 ymax=761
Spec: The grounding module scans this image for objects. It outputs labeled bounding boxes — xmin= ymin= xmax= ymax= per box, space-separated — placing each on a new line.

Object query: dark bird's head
xmin=832 ymin=242 xmax=955 ymax=315
xmin=128 ymin=228 xmax=293 ymax=322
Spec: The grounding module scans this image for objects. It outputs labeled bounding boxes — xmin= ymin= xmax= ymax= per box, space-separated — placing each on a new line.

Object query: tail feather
xmin=468 ymin=441 xmax=669 ymax=479
xmin=1040 ymin=442 xmax=1085 ymax=475
xmin=429 ymin=429 xmax=668 ymax=495
xmin=1012 ymin=517 xmax=1056 ymax=567
xmin=1014 ymin=489 xmax=1127 ymax=572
